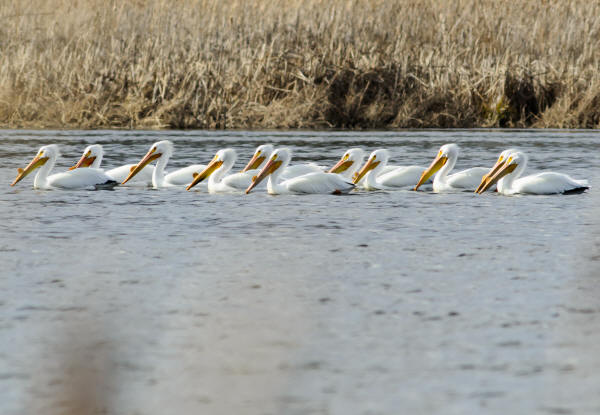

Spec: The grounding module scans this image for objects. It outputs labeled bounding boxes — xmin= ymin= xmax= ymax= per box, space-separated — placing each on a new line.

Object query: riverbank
xmin=1 ymin=0 xmax=599 ymax=129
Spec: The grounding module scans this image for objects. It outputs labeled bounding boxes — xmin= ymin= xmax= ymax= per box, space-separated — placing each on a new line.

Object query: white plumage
xmin=187 ymin=148 xmax=254 ymax=193
xmin=11 ymin=144 xmax=117 ymax=190
xmin=242 ymin=144 xmax=323 ymax=180
xmin=475 ymin=148 xmax=519 ymax=193
xmin=245 ymin=148 xmax=354 ymax=195
xmin=11 ymin=143 xmax=590 ymax=198
xmin=122 ymin=140 xmax=205 ymax=188
xmin=328 ymin=148 xmax=399 ymax=188
xmin=352 ymin=149 xmax=427 ymax=190
xmin=71 ymin=144 xmax=154 ymax=185
xmin=479 ymin=151 xmax=589 ymax=195
xmin=414 ymin=143 xmax=488 ymax=192
xmin=328 ymin=148 xmax=366 ymax=179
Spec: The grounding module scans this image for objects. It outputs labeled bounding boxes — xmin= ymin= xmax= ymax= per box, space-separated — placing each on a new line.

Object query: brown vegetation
xmin=1 ymin=0 xmax=599 ymax=129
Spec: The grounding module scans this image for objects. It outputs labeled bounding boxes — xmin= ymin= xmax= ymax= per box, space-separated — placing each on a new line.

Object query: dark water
xmin=1 ymin=130 xmax=599 ymax=415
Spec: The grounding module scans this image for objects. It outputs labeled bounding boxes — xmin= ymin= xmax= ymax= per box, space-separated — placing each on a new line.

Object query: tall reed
xmin=1 ymin=0 xmax=599 ymax=129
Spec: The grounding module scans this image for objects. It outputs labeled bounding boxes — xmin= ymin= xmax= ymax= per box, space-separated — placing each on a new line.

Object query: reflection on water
xmin=0 ymin=130 xmax=599 ymax=415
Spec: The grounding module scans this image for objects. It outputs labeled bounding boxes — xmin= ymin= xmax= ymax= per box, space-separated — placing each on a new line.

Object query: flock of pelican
xmin=11 ymin=141 xmax=589 ymax=195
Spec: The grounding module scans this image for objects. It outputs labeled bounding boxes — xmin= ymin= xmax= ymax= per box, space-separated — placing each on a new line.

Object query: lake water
xmin=1 ymin=129 xmax=599 ymax=415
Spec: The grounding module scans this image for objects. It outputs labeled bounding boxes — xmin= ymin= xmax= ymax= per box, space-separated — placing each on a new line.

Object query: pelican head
xmin=122 ymin=140 xmax=173 ymax=184
xmin=478 ymin=151 xmax=526 ymax=193
xmin=329 ymin=148 xmax=365 ymax=175
xmin=11 ymin=144 xmax=59 ymax=186
xmin=70 ymin=144 xmax=103 ymax=170
xmin=187 ymin=148 xmax=236 ymax=191
xmin=475 ymin=148 xmax=519 ymax=193
xmin=413 ymin=143 xmax=458 ymax=190
xmin=245 ymin=148 xmax=291 ymax=194
xmin=241 ymin=144 xmax=274 ymax=172
xmin=352 ymin=149 xmax=389 ymax=184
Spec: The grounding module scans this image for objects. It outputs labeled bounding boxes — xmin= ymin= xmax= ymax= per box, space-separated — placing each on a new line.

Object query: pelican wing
xmin=381 ymin=164 xmax=400 ymax=175
xmin=236 ymin=168 xmax=269 ymax=190
xmin=221 ymin=172 xmax=254 ymax=190
xmin=285 ymin=172 xmax=354 ymax=194
xmin=280 ymin=163 xmax=323 ymax=181
xmin=48 ymin=168 xmax=116 ymax=189
xmin=106 ymin=164 xmax=154 ymax=185
xmin=513 ymin=172 xmax=589 ymax=194
xmin=165 ymin=164 xmax=206 ymax=185
xmin=446 ymin=167 xmax=489 ymax=189
xmin=378 ymin=165 xmax=426 ymax=188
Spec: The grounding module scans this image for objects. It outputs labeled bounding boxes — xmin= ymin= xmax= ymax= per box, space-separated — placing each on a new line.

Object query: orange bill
xmin=352 ymin=157 xmax=380 ymax=184
xmin=245 ymin=158 xmax=282 ymax=194
xmin=241 ymin=151 xmax=265 ymax=173
xmin=122 ymin=148 xmax=160 ymax=184
xmin=11 ymin=153 xmax=49 ymax=186
xmin=413 ymin=152 xmax=447 ymax=191
xmin=69 ymin=151 xmax=95 ymax=170
xmin=328 ymin=156 xmax=353 ymax=174
xmin=186 ymin=156 xmax=223 ymax=190
xmin=474 ymin=155 xmax=508 ymax=194
xmin=477 ymin=159 xmax=517 ymax=193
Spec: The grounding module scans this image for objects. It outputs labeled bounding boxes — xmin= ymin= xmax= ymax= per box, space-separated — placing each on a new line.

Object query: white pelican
xmin=241 ymin=144 xmax=323 ymax=180
xmin=70 ymin=144 xmax=154 ymax=185
xmin=474 ymin=148 xmax=519 ymax=194
xmin=328 ymin=148 xmax=367 ymax=180
xmin=122 ymin=140 xmax=205 ymax=187
xmin=328 ymin=148 xmax=403 ymax=181
xmin=414 ymin=143 xmax=489 ymax=192
xmin=351 ymin=149 xmax=428 ymax=190
xmin=245 ymin=148 xmax=354 ymax=195
xmin=11 ymin=144 xmax=117 ymax=189
xmin=187 ymin=148 xmax=252 ymax=193
xmin=476 ymin=151 xmax=589 ymax=195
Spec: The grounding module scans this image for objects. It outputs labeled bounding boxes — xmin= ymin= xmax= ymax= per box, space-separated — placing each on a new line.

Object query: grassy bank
xmin=1 ymin=0 xmax=599 ymax=129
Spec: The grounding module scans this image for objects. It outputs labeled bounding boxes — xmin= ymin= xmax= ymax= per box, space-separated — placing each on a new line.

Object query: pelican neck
xmin=34 ymin=155 xmax=56 ymax=189
xmin=91 ymin=150 xmax=103 ymax=169
xmin=152 ymin=153 xmax=170 ymax=188
xmin=433 ymin=153 xmax=457 ymax=186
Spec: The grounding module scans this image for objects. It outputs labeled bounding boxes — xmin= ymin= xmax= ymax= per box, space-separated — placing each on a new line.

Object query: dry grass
xmin=1 ymin=0 xmax=599 ymax=129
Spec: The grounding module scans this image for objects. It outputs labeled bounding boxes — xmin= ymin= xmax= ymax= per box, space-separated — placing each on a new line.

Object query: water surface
xmin=1 ymin=130 xmax=599 ymax=415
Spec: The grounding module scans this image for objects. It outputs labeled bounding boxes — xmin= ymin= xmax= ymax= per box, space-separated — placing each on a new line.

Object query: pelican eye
xmin=343 ymin=154 xmax=349 ymax=160
xmin=256 ymin=150 xmax=262 ymax=156
xmin=271 ymin=155 xmax=277 ymax=161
